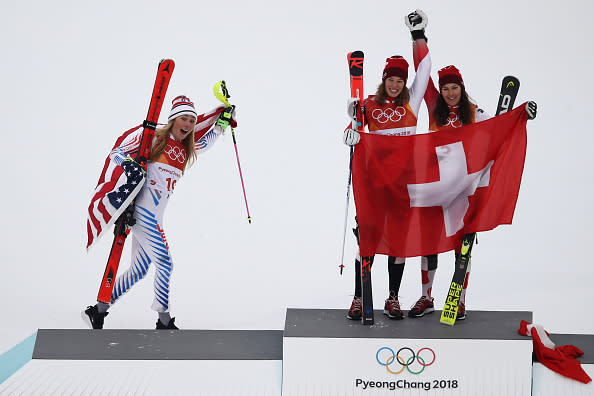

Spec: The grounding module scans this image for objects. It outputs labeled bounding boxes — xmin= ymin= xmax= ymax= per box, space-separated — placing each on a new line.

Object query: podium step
xmin=1 ymin=329 xmax=283 ymax=395
xmin=33 ymin=329 xmax=282 ymax=360
xmin=284 ymin=308 xmax=532 ymax=339
xmin=282 ymin=308 xmax=534 ymax=395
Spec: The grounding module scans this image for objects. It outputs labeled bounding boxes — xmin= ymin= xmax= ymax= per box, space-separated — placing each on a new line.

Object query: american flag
xmin=86 ymin=106 xmax=228 ymax=249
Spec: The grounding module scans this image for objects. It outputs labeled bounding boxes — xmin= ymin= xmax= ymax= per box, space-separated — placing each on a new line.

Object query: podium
xmin=282 ymin=308 xmax=534 ymax=395
xmin=2 ymin=314 xmax=592 ymax=394
xmin=531 ymin=333 xmax=594 ymax=396
xmin=0 ymin=329 xmax=283 ymax=395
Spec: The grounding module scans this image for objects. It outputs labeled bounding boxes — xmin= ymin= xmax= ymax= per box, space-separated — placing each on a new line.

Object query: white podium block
xmin=283 ymin=308 xmax=533 ymax=395
xmin=531 ymin=334 xmax=594 ymax=396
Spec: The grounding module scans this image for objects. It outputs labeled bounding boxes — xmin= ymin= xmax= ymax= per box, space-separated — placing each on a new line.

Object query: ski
xmin=440 ymin=233 xmax=475 ymax=325
xmin=341 ymin=51 xmax=365 ymax=274
xmin=346 ymin=51 xmax=373 ymax=324
xmin=440 ymin=75 xmax=520 ymax=325
xmin=360 ymin=255 xmax=374 ymax=325
xmin=347 ymin=51 xmax=365 ymax=134
xmin=96 ymin=59 xmax=175 ymax=304
xmin=495 ymin=76 xmax=520 ymax=116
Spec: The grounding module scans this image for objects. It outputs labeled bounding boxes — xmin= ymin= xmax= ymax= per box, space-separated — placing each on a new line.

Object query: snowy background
xmin=1 ymin=0 xmax=593 ymax=354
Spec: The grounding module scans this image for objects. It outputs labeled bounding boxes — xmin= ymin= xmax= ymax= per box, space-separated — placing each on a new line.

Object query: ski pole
xmin=213 ymin=80 xmax=252 ymax=224
xmin=339 ymin=146 xmax=354 ymax=275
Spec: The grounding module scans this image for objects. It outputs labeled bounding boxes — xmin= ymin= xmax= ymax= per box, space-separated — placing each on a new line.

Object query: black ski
xmin=347 ymin=51 xmax=374 ymax=325
xmin=360 ymin=255 xmax=374 ymax=325
xmin=440 ymin=76 xmax=520 ymax=325
xmin=495 ymin=76 xmax=520 ymax=116
xmin=440 ymin=233 xmax=475 ymax=325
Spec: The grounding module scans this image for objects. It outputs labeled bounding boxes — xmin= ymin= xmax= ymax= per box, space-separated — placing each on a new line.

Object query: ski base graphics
xmin=440 ymin=233 xmax=474 ymax=325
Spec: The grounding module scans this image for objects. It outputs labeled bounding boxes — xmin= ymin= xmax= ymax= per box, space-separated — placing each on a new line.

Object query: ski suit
xmin=107 ymin=111 xmax=223 ymax=313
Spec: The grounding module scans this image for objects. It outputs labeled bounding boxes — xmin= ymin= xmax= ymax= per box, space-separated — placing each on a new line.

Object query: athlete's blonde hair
xmin=150 ymin=120 xmax=197 ymax=171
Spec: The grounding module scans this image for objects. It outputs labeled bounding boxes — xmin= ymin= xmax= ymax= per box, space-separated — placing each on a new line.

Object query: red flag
xmin=518 ymin=320 xmax=592 ymax=384
xmin=352 ymin=104 xmax=529 ymax=258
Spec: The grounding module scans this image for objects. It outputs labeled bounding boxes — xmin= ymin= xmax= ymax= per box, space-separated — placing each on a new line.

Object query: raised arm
xmin=405 ymin=9 xmax=432 ymax=117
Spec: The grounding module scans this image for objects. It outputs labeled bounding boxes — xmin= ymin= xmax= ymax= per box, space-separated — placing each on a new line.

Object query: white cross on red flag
xmin=352 ymin=103 xmax=530 ymax=258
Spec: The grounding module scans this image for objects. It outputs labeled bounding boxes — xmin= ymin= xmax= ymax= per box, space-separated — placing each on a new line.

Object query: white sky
xmin=1 ymin=0 xmax=593 ymax=353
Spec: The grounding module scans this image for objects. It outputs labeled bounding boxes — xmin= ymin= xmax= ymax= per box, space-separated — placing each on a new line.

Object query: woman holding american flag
xmin=83 ymin=95 xmax=236 ymax=330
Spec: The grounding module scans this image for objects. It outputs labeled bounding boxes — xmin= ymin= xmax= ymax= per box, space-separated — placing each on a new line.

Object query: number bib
xmin=147 ymin=138 xmax=186 ymax=193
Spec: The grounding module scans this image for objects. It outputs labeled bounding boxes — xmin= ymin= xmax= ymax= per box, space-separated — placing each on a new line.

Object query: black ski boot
xmin=156 ymin=317 xmax=179 ymax=330
xmin=82 ymin=305 xmax=108 ymax=329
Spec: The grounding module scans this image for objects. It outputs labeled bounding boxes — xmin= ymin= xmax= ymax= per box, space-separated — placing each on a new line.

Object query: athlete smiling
xmin=406 ymin=31 xmax=538 ymax=321
xmin=83 ymin=94 xmax=236 ymax=330
xmin=343 ymin=9 xmax=431 ymax=321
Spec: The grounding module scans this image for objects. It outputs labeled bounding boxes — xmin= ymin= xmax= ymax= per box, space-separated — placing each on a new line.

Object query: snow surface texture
xmin=1 ymin=0 xmax=593 ymax=354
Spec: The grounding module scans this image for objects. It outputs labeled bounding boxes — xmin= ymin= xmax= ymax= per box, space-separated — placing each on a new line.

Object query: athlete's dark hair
xmin=434 ymin=85 xmax=474 ymax=126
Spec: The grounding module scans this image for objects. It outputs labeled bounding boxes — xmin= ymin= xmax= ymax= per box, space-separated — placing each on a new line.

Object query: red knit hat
xmin=438 ymin=65 xmax=464 ymax=88
xmin=382 ymin=56 xmax=409 ymax=82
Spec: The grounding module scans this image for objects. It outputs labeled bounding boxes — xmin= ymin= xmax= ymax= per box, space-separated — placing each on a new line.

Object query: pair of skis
xmin=346 ymin=50 xmax=520 ymax=325
xmin=96 ymin=59 xmax=174 ymax=304
xmin=346 ymin=51 xmax=375 ymax=325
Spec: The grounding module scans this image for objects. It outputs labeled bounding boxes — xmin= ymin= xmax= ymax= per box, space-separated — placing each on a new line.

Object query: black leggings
xmin=354 ymin=256 xmax=405 ymax=298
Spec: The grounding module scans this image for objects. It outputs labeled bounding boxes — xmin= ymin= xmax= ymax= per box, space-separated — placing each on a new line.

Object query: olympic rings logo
xmin=165 ymin=145 xmax=186 ymax=164
xmin=376 ymin=346 xmax=436 ymax=375
xmin=371 ymin=107 xmax=407 ymax=124
xmin=445 ymin=111 xmax=462 ymax=128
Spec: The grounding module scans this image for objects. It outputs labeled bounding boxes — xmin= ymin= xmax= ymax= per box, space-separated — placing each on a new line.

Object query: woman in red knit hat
xmin=405 ymin=33 xmax=538 ymax=321
xmin=343 ymin=9 xmax=431 ymax=321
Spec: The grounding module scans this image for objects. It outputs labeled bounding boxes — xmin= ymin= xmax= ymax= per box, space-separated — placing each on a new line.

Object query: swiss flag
xmin=352 ymin=104 xmax=529 ymax=258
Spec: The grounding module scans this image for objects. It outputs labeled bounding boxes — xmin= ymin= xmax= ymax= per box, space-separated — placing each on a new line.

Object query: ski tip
xmin=348 ymin=50 xmax=364 ymax=59
xmin=247 ymin=216 xmax=252 ymax=224
xmin=158 ymin=59 xmax=175 ymax=73
xmin=502 ymin=75 xmax=519 ymax=87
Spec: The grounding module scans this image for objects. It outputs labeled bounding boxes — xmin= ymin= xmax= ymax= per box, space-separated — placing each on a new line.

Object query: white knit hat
xmin=168 ymin=95 xmax=197 ymax=121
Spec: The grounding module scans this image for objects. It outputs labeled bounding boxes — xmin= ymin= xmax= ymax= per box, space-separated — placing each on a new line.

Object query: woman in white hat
xmin=83 ymin=95 xmax=235 ymax=330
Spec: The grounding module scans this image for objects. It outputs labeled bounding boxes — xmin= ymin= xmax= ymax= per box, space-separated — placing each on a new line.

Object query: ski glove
xmin=525 ymin=101 xmax=537 ymax=120
xmin=216 ymin=106 xmax=235 ymax=131
xmin=343 ymin=129 xmax=361 ymax=146
xmin=405 ymin=9 xmax=428 ymax=41
xmin=122 ymin=157 xmax=146 ymax=179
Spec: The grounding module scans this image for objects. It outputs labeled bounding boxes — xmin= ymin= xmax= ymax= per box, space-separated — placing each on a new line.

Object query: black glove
xmin=216 ymin=106 xmax=235 ymax=130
